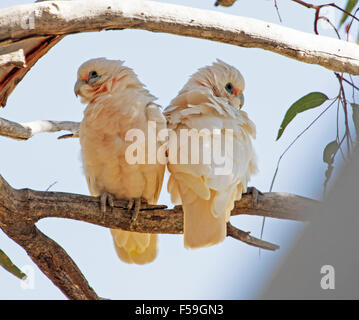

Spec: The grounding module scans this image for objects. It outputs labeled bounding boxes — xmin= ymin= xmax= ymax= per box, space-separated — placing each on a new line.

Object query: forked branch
xmin=0 ymin=173 xmax=316 ymax=299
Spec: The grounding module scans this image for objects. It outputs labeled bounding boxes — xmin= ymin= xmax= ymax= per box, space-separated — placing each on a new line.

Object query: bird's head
xmin=74 ymin=58 xmax=141 ymax=104
xmin=186 ymin=59 xmax=245 ymax=109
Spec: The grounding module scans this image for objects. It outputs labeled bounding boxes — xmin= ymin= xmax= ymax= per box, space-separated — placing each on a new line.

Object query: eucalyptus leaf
xmin=276 ymin=92 xmax=329 ymax=140
xmin=0 ymin=249 xmax=27 ymax=280
xmin=323 ymin=140 xmax=339 ymax=164
xmin=323 ymin=140 xmax=339 ymax=194
xmin=339 ymin=0 xmax=358 ymax=27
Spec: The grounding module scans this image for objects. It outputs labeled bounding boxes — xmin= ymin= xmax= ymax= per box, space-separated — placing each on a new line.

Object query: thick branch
xmin=0 ymin=175 xmax=99 ymax=300
xmin=0 ymin=117 xmax=80 ymax=140
xmin=3 ymin=225 xmax=100 ymax=300
xmin=0 ymin=179 xmax=315 ymax=231
xmin=1 ymin=0 xmax=358 ymax=75
xmin=0 ymin=35 xmax=64 ymax=107
xmin=0 ymin=173 xmax=315 ymax=299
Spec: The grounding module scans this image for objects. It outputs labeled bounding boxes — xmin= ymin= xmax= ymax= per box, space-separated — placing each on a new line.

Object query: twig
xmin=262 ymin=96 xmax=334 ymax=242
xmin=269 ymin=98 xmax=337 ymax=192
xmin=274 ymin=0 xmax=283 ymax=23
xmin=0 ymin=117 xmax=80 ymax=140
xmin=291 ymin=0 xmax=359 ymax=34
xmin=341 ymin=76 xmax=359 ymax=92
xmin=317 ymin=16 xmax=341 ymax=39
xmin=345 ymin=7 xmax=359 ymax=41
xmin=227 ymin=223 xmax=279 ymax=251
xmin=45 ymin=181 xmax=58 ymax=191
xmin=336 ymin=100 xmax=346 ymax=160
xmin=336 ymin=73 xmax=353 ymax=153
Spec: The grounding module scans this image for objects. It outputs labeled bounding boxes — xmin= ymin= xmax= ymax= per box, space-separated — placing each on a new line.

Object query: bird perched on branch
xmin=164 ymin=60 xmax=258 ymax=248
xmin=75 ymin=58 xmax=166 ymax=264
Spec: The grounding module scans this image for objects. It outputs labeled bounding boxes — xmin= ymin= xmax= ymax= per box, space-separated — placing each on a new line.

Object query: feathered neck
xmin=88 ymin=67 xmax=156 ymax=105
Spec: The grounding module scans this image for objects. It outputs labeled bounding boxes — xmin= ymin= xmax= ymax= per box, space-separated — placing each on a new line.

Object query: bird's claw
xmin=127 ymin=198 xmax=143 ymax=228
xmin=100 ymin=191 xmax=115 ymax=213
xmin=245 ymin=186 xmax=263 ymax=208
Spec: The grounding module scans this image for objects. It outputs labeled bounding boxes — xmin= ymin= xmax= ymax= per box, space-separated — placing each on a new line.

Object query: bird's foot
xmin=127 ymin=198 xmax=145 ymax=228
xmin=99 ymin=191 xmax=115 ymax=213
xmin=245 ymin=186 xmax=263 ymax=208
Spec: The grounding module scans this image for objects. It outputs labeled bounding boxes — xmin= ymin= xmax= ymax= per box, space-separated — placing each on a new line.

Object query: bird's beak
xmin=238 ymin=93 xmax=244 ymax=109
xmin=74 ymin=79 xmax=86 ymax=97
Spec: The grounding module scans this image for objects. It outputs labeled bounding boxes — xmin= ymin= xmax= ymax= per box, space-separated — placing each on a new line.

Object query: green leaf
xmin=339 ymin=0 xmax=358 ymax=27
xmin=0 ymin=249 xmax=27 ymax=280
xmin=323 ymin=140 xmax=339 ymax=193
xmin=276 ymin=92 xmax=329 ymax=140
xmin=323 ymin=140 xmax=339 ymax=164
xmin=351 ymin=103 xmax=359 ymax=143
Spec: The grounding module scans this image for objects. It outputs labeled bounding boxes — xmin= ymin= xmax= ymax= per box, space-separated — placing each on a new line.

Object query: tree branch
xmin=1 ymin=0 xmax=358 ymax=76
xmin=0 ymin=172 xmax=316 ymax=298
xmin=291 ymin=0 xmax=359 ymax=35
xmin=0 ymin=117 xmax=80 ymax=140
xmin=227 ymin=223 xmax=279 ymax=251
xmin=0 ymin=0 xmax=323 ymax=299
xmin=0 ymin=35 xmax=64 ymax=107
xmin=0 ymin=175 xmax=99 ymax=300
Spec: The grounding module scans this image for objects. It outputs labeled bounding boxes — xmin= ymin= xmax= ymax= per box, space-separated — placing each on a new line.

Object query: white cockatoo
xmin=164 ymin=60 xmax=258 ymax=248
xmin=74 ymin=58 xmax=166 ymax=264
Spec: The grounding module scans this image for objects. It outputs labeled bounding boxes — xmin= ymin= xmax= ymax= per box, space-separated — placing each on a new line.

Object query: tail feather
xmin=179 ymin=187 xmax=227 ymax=249
xmin=111 ymin=229 xmax=157 ymax=264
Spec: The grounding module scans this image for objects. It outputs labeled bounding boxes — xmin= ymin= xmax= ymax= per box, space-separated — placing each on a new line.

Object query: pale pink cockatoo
xmin=164 ymin=60 xmax=258 ymax=248
xmin=75 ymin=58 xmax=166 ymax=264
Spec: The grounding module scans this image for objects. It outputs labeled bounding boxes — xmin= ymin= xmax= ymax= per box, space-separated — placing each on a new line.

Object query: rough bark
xmin=0 ymin=173 xmax=316 ymax=299
xmin=0 ymin=35 xmax=64 ymax=106
xmin=0 ymin=175 xmax=99 ymax=300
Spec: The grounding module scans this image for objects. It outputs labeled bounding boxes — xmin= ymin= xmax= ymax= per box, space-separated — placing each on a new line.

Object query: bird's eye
xmin=225 ymin=82 xmax=234 ymax=94
xmin=88 ymin=71 xmax=100 ymax=83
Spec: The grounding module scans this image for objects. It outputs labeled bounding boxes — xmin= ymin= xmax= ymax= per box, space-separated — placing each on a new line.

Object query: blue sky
xmin=0 ymin=0 xmax=357 ymax=299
